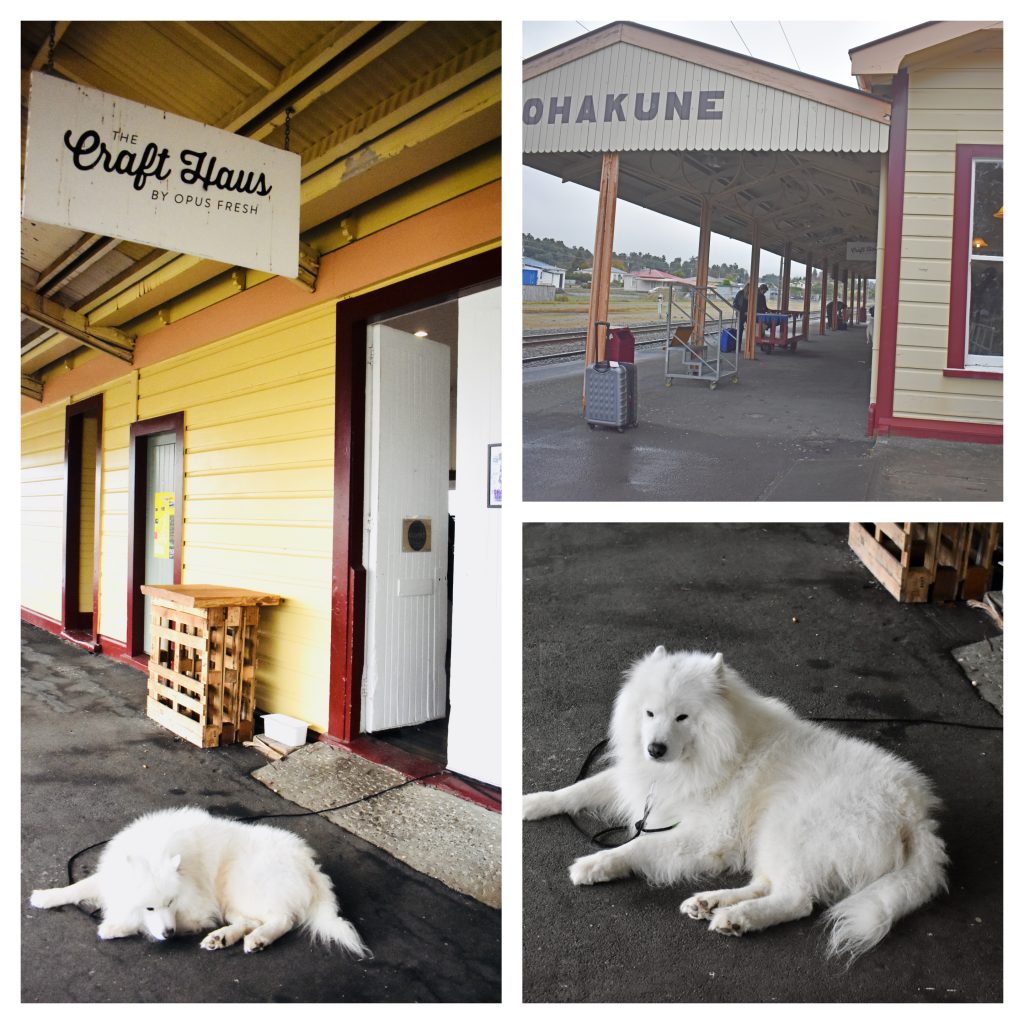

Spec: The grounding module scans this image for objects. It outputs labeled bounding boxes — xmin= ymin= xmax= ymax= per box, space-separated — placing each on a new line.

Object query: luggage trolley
xmin=663 ymin=284 xmax=740 ymax=389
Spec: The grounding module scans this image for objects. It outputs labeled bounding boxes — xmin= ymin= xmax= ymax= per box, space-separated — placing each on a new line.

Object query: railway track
xmin=523 ymin=322 xmax=668 ymax=363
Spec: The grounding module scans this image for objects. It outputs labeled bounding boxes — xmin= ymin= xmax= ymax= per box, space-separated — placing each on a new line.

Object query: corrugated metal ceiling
xmin=20 ymin=21 xmax=500 ymax=387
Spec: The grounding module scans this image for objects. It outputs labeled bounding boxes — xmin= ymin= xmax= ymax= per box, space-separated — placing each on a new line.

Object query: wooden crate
xmin=849 ymin=523 xmax=1000 ymax=603
xmin=141 ymin=584 xmax=281 ymax=748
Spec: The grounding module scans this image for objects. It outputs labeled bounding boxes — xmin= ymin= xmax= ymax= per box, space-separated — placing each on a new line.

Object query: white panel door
xmin=362 ymin=324 xmax=450 ymax=732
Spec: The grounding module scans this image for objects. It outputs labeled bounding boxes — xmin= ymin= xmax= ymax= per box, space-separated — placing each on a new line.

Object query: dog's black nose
xmin=647 ymin=742 xmax=667 ymax=759
xmin=165 ymin=928 xmax=175 ymax=939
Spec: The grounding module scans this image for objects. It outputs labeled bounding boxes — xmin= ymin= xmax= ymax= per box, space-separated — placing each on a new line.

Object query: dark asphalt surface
xmin=522 ymin=524 xmax=1002 ymax=1002
xmin=522 ymin=328 xmax=1002 ymax=501
xmin=21 ymin=624 xmax=500 ymax=1003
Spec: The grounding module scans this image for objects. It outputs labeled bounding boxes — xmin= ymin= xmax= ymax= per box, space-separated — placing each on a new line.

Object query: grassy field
xmin=523 ymin=288 xmax=827 ymax=332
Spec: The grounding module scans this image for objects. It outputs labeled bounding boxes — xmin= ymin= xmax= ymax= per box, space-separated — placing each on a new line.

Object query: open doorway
xmin=61 ymin=396 xmax=103 ymax=649
xmin=126 ymin=414 xmax=184 ymax=660
xmin=361 ymin=298 xmax=458 ymax=764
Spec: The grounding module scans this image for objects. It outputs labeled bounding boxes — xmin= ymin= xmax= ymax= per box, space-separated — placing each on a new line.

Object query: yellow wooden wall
xmin=22 ymin=303 xmax=338 ymax=731
xmin=141 ymin=304 xmax=338 ymax=730
xmin=895 ymin=42 xmax=1002 ymax=423
xmin=21 ymin=403 xmax=67 ymax=622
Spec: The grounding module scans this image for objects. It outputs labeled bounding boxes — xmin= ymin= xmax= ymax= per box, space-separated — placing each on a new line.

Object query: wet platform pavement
xmin=522 ymin=328 xmax=1002 ymax=502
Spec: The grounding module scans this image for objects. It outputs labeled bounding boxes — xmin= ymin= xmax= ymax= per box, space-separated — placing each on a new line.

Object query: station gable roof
xmin=523 ymin=22 xmax=891 ymax=271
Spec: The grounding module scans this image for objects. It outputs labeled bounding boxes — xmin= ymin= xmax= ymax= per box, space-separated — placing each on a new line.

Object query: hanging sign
xmin=153 ymin=492 xmax=175 ymax=560
xmin=846 ymin=242 xmax=877 ymax=260
xmin=22 ymin=71 xmax=300 ymax=277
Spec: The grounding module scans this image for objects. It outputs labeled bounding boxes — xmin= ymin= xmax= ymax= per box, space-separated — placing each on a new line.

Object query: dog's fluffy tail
xmin=304 ymin=872 xmax=371 ymax=958
xmin=823 ymin=819 xmax=948 ymax=960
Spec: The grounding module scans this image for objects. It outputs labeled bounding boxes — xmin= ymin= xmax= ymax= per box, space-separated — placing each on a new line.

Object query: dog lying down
xmin=30 ymin=807 xmax=370 ymax=956
xmin=523 ymin=649 xmax=948 ymax=958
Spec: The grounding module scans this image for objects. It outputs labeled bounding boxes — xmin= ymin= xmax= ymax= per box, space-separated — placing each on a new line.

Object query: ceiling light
xmin=414 ymin=330 xmax=428 ymax=337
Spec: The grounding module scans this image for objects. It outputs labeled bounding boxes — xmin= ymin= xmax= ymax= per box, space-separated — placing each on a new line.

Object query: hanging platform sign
xmin=22 ymin=71 xmax=300 ymax=277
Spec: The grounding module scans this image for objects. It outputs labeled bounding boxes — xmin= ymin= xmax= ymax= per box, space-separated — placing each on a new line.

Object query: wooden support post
xmin=819 ymin=261 xmax=829 ymax=334
xmin=693 ymin=196 xmax=713 ymax=340
xmin=744 ymin=224 xmax=760 ymax=359
xmin=803 ymin=254 xmax=813 ymax=340
xmin=583 ymin=153 xmax=620 ymax=408
xmin=780 ymin=242 xmax=792 ymax=313
xmin=831 ymin=262 xmax=840 ymax=330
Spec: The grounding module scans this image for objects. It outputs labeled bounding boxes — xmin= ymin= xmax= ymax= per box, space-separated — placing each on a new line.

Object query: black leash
xmin=569 ymin=737 xmax=678 ymax=849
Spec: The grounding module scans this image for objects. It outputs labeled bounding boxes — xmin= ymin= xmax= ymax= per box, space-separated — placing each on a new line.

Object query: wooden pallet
xmin=849 ymin=523 xmax=1000 ymax=603
xmin=141 ymin=584 xmax=280 ymax=748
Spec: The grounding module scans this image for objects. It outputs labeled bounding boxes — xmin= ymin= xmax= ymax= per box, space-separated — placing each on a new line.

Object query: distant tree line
xmin=524 ymin=233 xmax=749 ymax=282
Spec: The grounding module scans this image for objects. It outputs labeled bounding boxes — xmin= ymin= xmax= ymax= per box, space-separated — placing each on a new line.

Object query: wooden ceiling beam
xmin=174 ymin=22 xmax=280 ymax=90
xmin=21 ymin=286 xmax=134 ymax=362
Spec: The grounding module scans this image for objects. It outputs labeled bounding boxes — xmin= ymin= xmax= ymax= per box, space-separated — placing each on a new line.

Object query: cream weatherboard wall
xmin=22 ymin=302 xmax=338 ymax=733
xmin=894 ymin=43 xmax=1002 ymax=423
xmin=21 ymin=403 xmax=67 ymax=622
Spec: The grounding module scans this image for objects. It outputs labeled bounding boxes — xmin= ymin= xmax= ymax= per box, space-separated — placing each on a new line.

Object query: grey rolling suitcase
xmin=586 ymin=360 xmax=638 ymax=431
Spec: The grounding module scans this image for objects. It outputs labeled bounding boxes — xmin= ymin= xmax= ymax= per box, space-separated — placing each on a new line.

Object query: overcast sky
xmin=522 ymin=20 xmax=919 ymax=274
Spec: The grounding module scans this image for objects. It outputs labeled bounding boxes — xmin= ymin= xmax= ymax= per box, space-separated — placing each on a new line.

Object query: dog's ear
xmin=169 ymin=854 xmax=182 ymax=872
xmin=652 ymin=645 xmax=667 ymax=658
xmin=711 ymin=652 xmax=724 ymax=671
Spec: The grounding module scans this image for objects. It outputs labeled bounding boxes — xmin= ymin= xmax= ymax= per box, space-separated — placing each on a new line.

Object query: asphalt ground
xmin=522 ymin=523 xmax=1002 ymax=1003
xmin=522 ymin=328 xmax=1003 ymax=502
xmin=21 ymin=624 xmax=500 ymax=1003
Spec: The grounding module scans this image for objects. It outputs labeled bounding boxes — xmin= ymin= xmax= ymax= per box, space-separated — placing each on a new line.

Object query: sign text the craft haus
xmin=23 ymin=72 xmax=300 ymax=277
xmin=523 ymin=90 xmax=726 ymax=125
xmin=62 ymin=126 xmax=274 ymax=203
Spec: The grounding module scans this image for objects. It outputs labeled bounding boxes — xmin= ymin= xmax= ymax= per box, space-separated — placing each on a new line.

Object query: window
xmin=946 ymin=145 xmax=1003 ymax=377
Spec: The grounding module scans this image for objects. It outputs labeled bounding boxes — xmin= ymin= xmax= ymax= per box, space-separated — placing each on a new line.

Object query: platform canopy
xmin=523 ymin=22 xmax=891 ymax=274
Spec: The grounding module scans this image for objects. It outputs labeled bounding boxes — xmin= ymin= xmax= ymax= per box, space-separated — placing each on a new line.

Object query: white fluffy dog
xmin=30 ymin=807 xmax=370 ymax=956
xmin=523 ymin=648 xmax=948 ymax=958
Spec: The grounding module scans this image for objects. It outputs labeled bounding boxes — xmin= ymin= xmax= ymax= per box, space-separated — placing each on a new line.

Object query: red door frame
xmin=327 ymin=249 xmax=501 ymax=745
xmin=126 ymin=413 xmax=185 ymax=659
xmin=61 ymin=395 xmax=104 ymax=650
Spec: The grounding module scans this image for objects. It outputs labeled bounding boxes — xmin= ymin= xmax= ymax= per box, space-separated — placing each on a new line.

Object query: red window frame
xmin=945 ymin=143 xmax=1003 ymax=380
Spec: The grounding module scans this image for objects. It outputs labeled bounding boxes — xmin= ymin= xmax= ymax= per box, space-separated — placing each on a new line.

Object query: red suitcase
xmin=596 ymin=321 xmax=636 ymax=362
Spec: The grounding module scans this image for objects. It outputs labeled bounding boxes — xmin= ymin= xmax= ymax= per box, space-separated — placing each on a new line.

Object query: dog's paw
xmin=680 ymin=894 xmax=716 ymax=920
xmin=709 ymin=906 xmax=749 ymax=937
xmin=97 ymin=920 xmax=134 ymax=941
xmin=243 ymin=934 xmax=267 ymax=954
xmin=29 ymin=888 xmax=62 ymax=909
xmin=522 ymin=792 xmax=561 ymax=820
xmin=568 ymin=852 xmax=618 ymax=886
xmin=200 ymin=931 xmax=228 ymax=950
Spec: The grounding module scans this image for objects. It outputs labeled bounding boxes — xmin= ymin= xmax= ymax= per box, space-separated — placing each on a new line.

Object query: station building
xmin=523 ymin=20 xmax=1002 ymax=443
xmin=20 ymin=21 xmax=502 ymax=789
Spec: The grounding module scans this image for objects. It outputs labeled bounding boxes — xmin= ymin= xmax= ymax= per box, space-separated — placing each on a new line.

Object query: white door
xmin=362 ymin=324 xmax=451 ymax=732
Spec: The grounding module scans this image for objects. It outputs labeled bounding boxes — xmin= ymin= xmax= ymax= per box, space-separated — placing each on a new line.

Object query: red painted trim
xmin=127 ymin=413 xmax=185 ymax=658
xmin=318 ymin=734 xmax=501 ymax=813
xmin=943 ymin=368 xmax=1003 ymax=381
xmin=62 ymin=395 xmax=104 ymax=643
xmin=21 ymin=607 xmax=63 ymax=635
xmin=875 ymin=69 xmax=909 ymax=424
xmin=328 ymin=250 xmax=502 ymax=744
xmin=97 ymin=634 xmax=150 ymax=674
xmin=947 ymin=143 xmax=1003 ymax=371
xmin=874 ymin=414 xmax=1002 ymax=444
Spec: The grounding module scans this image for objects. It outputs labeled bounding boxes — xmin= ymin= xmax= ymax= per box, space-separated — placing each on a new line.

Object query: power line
xmin=778 ymin=21 xmax=802 ymax=71
xmin=730 ymin=22 xmax=753 ymax=57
